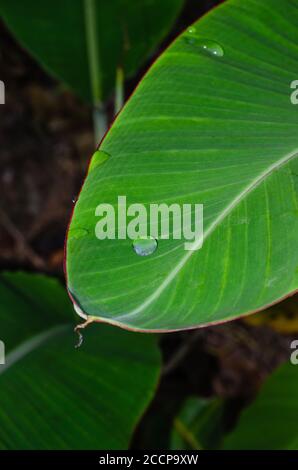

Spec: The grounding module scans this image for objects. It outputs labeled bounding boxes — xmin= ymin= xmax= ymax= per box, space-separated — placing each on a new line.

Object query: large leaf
xmin=224 ymin=362 xmax=298 ymax=449
xmin=66 ymin=0 xmax=298 ymax=331
xmin=0 ymin=272 xmax=161 ymax=449
xmin=0 ymin=0 xmax=183 ymax=103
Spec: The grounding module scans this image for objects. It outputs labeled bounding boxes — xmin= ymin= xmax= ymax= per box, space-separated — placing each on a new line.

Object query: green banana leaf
xmin=66 ymin=0 xmax=298 ymax=331
xmin=0 ymin=0 xmax=183 ymax=103
xmin=0 ymin=272 xmax=161 ymax=449
xmin=224 ymin=362 xmax=298 ymax=449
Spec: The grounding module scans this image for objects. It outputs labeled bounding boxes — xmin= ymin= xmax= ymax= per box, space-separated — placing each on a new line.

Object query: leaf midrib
xmin=115 ymin=148 xmax=298 ymax=322
xmin=0 ymin=325 xmax=70 ymax=376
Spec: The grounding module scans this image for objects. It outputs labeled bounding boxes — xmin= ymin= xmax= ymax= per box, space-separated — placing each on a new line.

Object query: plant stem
xmin=114 ymin=66 xmax=124 ymax=115
xmin=93 ymin=104 xmax=108 ymax=145
xmin=84 ymin=0 xmax=107 ymax=144
xmin=84 ymin=0 xmax=101 ymax=104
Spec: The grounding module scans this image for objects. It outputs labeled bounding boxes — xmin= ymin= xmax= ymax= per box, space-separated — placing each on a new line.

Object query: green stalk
xmin=92 ymin=105 xmax=108 ymax=145
xmin=114 ymin=66 xmax=124 ymax=116
xmin=84 ymin=0 xmax=107 ymax=144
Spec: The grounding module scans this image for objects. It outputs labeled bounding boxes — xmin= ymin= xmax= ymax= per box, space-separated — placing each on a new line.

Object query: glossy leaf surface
xmin=67 ymin=0 xmax=298 ymax=331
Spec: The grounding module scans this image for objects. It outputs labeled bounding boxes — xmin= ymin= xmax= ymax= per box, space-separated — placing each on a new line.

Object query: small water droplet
xmin=184 ymin=36 xmax=224 ymax=57
xmin=132 ymin=237 xmax=158 ymax=257
xmin=187 ymin=26 xmax=196 ymax=34
xmin=72 ymin=196 xmax=77 ymax=204
xmin=68 ymin=227 xmax=89 ymax=240
xmin=89 ymin=150 xmax=111 ymax=173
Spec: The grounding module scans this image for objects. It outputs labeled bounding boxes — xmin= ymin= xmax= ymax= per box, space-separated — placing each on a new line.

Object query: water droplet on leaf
xmin=68 ymin=228 xmax=89 ymax=240
xmin=198 ymin=39 xmax=224 ymax=57
xmin=132 ymin=237 xmax=158 ymax=257
xmin=187 ymin=26 xmax=196 ymax=34
xmin=184 ymin=36 xmax=224 ymax=57
xmin=89 ymin=150 xmax=111 ymax=173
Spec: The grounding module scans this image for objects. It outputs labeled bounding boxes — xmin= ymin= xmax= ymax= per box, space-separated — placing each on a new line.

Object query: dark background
xmin=0 ymin=0 xmax=295 ymax=449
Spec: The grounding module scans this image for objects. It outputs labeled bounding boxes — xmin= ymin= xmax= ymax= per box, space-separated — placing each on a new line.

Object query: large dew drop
xmin=184 ymin=29 xmax=224 ymax=57
xmin=132 ymin=237 xmax=158 ymax=257
xmin=197 ymin=39 xmax=224 ymax=57
xmin=68 ymin=228 xmax=89 ymax=240
xmin=88 ymin=149 xmax=111 ymax=173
